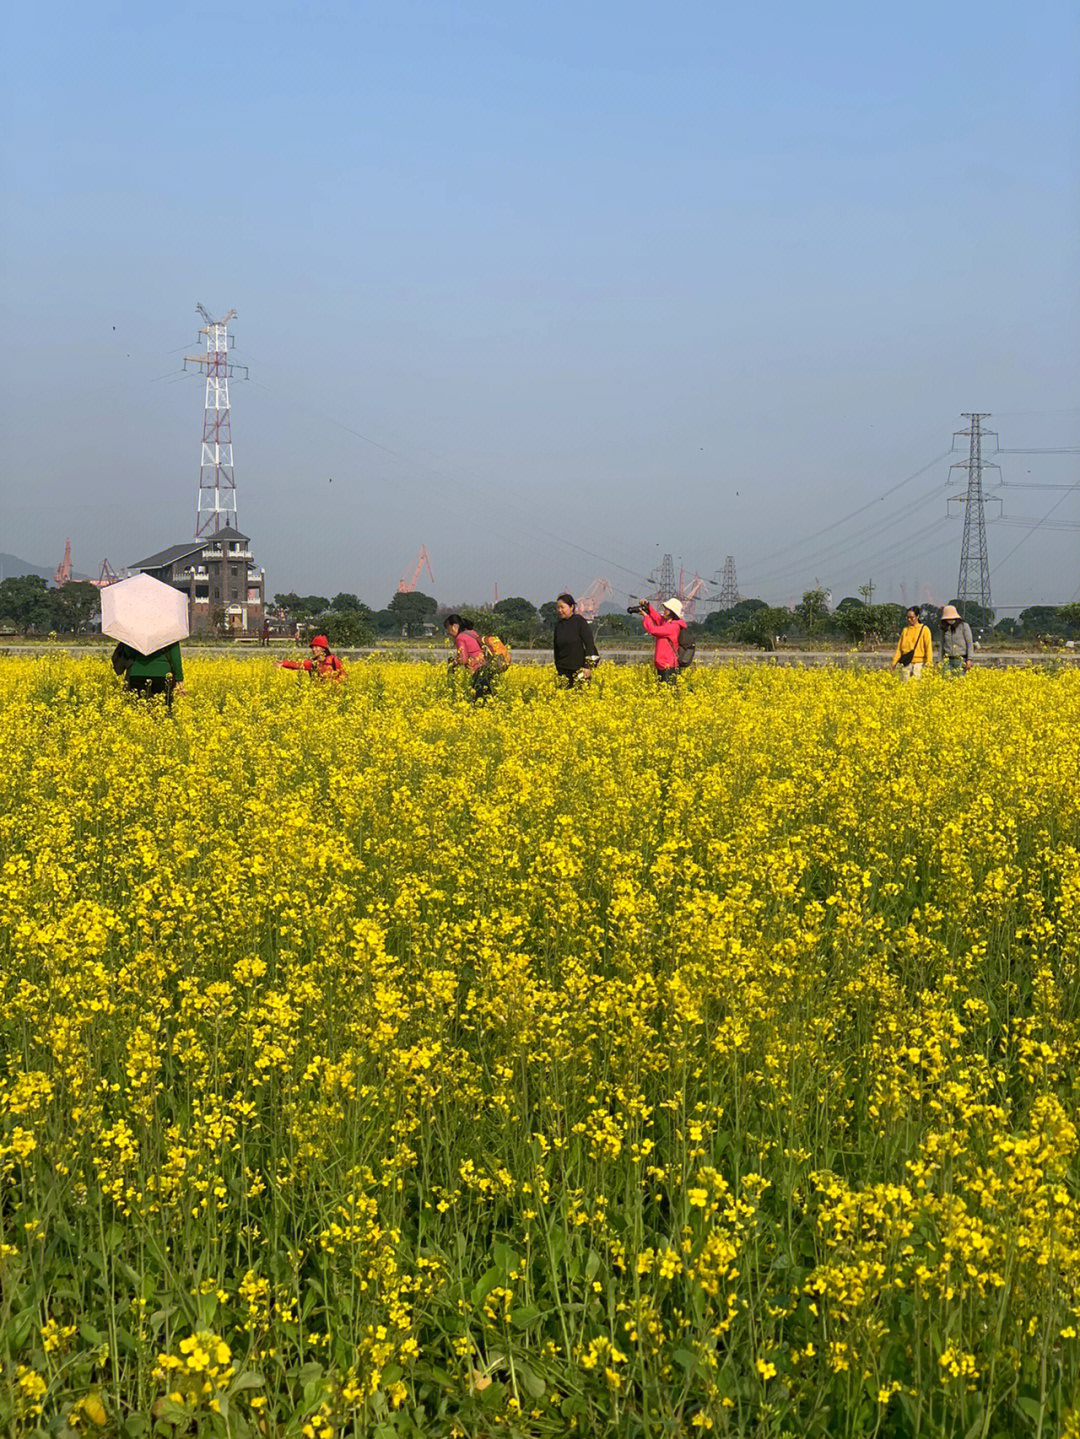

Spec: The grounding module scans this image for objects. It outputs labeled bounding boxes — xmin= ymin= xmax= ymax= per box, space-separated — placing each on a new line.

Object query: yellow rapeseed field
xmin=2 ymin=654 xmax=1080 ymax=1438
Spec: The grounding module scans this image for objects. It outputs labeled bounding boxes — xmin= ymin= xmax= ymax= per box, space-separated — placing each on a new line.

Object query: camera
xmin=626 ymin=600 xmax=647 ymax=615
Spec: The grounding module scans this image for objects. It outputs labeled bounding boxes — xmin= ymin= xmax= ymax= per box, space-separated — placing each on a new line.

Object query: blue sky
xmin=2 ymin=0 xmax=1077 ymax=610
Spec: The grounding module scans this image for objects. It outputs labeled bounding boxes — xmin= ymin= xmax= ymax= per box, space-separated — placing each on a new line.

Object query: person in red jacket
xmin=277 ymin=634 xmax=345 ymax=682
xmin=637 ymin=597 xmax=686 ymax=684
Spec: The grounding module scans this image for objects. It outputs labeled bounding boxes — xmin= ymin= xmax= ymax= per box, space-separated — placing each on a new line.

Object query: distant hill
xmin=0 ymin=553 xmax=53 ymax=581
xmin=0 ymin=553 xmax=93 ymax=583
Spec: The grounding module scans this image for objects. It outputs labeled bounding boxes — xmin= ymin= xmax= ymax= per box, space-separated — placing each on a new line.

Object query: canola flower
xmin=1 ymin=654 xmax=1079 ymax=1435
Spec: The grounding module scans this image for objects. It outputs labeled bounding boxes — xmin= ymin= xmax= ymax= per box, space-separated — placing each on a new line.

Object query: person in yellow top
xmin=891 ymin=605 xmax=933 ymax=680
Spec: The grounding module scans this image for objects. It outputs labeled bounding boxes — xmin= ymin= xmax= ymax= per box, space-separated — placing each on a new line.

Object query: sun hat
xmin=663 ymin=597 xmax=685 ymax=619
xmin=310 ymin=634 xmax=330 ymax=649
xmin=940 ymin=604 xmax=961 ymax=622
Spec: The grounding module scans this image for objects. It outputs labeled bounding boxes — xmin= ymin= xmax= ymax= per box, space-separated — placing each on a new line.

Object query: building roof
xmin=131 ymin=541 xmax=205 ymax=570
xmin=204 ymin=524 xmax=250 ymax=542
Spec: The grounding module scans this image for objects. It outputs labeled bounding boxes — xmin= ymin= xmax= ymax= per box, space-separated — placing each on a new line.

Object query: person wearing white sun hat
xmin=634 ymin=595 xmax=687 ymax=684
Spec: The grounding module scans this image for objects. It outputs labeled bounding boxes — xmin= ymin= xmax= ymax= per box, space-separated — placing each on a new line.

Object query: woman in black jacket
xmin=552 ymin=593 xmax=600 ymax=686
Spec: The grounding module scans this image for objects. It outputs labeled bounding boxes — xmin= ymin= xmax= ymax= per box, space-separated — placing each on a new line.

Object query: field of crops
xmin=2 ymin=656 xmax=1080 ymax=1438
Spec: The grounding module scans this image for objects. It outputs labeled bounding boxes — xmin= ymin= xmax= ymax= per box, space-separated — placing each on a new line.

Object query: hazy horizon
xmin=2 ymin=1 xmax=1077 ymax=614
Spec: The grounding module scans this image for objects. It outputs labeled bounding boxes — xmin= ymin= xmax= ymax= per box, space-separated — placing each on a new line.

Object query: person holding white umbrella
xmin=101 ymin=573 xmax=189 ymax=710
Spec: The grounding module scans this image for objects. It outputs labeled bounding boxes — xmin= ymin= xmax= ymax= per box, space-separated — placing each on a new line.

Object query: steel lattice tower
xmin=184 ymin=305 xmax=249 ymax=538
xmin=718 ymin=555 xmax=740 ymax=608
xmin=653 ymin=552 xmax=676 ymax=601
xmin=947 ymin=413 xmax=1001 ymax=614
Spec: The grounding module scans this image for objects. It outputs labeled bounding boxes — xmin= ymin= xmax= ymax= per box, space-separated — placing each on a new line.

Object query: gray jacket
xmin=941 ymin=621 xmax=974 ymax=662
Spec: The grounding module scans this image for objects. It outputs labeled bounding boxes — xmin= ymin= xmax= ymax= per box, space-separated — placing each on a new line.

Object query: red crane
xmin=577 ymin=577 xmax=612 ymax=621
xmin=679 ymin=572 xmax=710 ymax=622
xmin=396 ymin=545 xmax=435 ymax=593
xmin=54 ymin=538 xmax=72 ymax=586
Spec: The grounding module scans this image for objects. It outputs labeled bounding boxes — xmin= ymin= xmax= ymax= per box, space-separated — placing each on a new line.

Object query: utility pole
xmin=858 ymin=579 xmax=875 ymax=606
xmin=718 ymin=555 xmax=740 ymax=609
xmin=185 ymin=306 xmax=249 ymax=538
xmin=947 ymin=413 xmax=1001 ymax=615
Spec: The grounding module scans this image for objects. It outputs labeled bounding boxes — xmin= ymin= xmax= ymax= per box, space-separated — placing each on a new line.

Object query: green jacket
xmin=119 ymin=642 xmax=184 ymax=681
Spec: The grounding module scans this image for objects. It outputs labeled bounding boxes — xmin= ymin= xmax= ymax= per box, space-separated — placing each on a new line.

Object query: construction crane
xmin=577 ymin=578 xmax=612 ymax=621
xmin=679 ymin=572 xmax=711 ymax=622
xmin=396 ymin=545 xmax=435 ymax=593
xmin=92 ymin=559 xmax=119 ymax=589
xmin=54 ymin=538 xmax=72 ymax=587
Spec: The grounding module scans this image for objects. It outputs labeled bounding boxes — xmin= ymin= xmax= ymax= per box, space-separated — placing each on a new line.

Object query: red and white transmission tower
xmin=184 ymin=305 xmax=249 ymax=538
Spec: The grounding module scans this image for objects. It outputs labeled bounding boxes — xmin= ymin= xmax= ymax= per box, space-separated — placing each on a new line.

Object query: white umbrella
xmin=101 ymin=573 xmax=190 ymax=655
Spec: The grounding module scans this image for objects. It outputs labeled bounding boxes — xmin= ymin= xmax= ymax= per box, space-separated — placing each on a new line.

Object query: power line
xmin=991 ymin=488 xmax=1079 ymax=575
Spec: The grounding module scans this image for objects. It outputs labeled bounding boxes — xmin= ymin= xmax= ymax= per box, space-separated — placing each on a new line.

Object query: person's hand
xmin=175 ymin=683 xmax=187 ymax=695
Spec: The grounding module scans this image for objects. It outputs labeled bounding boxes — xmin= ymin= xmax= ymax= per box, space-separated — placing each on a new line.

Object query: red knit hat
xmin=310 ymin=635 xmax=330 ymax=649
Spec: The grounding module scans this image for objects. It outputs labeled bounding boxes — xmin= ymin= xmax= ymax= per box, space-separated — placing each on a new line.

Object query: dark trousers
xmin=125 ymin=675 xmax=175 ymax=711
xmin=656 ymin=667 xmax=679 ymax=685
xmin=470 ymin=667 xmax=493 ymax=700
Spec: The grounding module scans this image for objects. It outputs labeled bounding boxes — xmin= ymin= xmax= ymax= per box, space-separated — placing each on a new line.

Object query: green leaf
xmin=479 ymin=1380 xmax=506 ymax=1409
xmin=509 ymin=1303 xmax=542 ymax=1331
xmin=516 ymin=1363 xmax=545 ymax=1399
xmin=79 ymin=1321 xmax=105 ymax=1346
xmin=153 ymin=1395 xmax=191 ymax=1425
xmin=471 ymin=1266 xmax=502 ymax=1308
xmin=1017 ymin=1397 xmax=1044 ymax=1422
xmin=227 ymin=1371 xmax=266 ymax=1396
xmin=492 ymin=1242 xmax=520 ymax=1275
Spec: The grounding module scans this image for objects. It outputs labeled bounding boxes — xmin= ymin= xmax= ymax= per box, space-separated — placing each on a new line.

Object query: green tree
xmin=538 ymin=601 xmax=558 ymax=629
xmin=597 ymin=612 xmax=634 ymax=638
xmin=795 ymin=588 xmax=831 ymax=636
xmin=493 ymin=596 xmax=537 ymax=626
xmin=331 ymin=592 xmax=362 ymax=612
xmin=387 ymin=590 xmax=437 ymax=637
xmin=0 ymin=575 xmax=58 ymax=633
xmin=1018 ymin=605 xmax=1065 ymax=636
xmin=703 ymin=597 xmax=767 ymax=637
xmin=737 ymin=606 xmax=792 ymax=651
xmin=322 ymin=607 xmax=375 ymax=647
xmin=953 ymin=600 xmax=994 ymax=630
xmin=53 ymin=581 xmax=101 ymax=633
